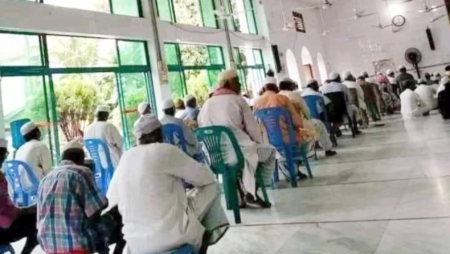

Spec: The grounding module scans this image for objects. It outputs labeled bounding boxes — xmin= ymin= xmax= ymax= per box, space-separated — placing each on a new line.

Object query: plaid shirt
xmin=37 ymin=160 xmax=107 ymax=254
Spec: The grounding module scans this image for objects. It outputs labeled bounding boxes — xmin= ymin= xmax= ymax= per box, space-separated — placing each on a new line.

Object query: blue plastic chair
xmin=84 ymin=139 xmax=115 ymax=196
xmin=3 ymin=160 xmax=39 ymax=207
xmin=10 ymin=119 xmax=30 ymax=150
xmin=0 ymin=245 xmax=15 ymax=254
xmin=162 ymin=124 xmax=188 ymax=154
xmin=254 ymin=107 xmax=313 ymax=187
xmin=303 ymin=95 xmax=331 ymax=131
xmin=161 ymin=244 xmax=198 ymax=254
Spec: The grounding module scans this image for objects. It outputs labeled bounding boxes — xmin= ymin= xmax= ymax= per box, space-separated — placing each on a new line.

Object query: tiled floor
xmin=12 ymin=113 xmax=450 ymax=254
xmin=209 ymin=112 xmax=450 ymax=254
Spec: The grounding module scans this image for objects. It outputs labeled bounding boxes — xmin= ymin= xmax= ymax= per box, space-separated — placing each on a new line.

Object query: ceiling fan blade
xmin=429 ymin=4 xmax=445 ymax=11
xmin=360 ymin=12 xmax=377 ymax=18
xmin=430 ymin=14 xmax=446 ymax=22
xmin=295 ymin=6 xmax=319 ymax=10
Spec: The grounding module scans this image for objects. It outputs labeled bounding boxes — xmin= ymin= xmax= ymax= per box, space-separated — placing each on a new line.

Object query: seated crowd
xmin=2 ymin=65 xmax=450 ymax=254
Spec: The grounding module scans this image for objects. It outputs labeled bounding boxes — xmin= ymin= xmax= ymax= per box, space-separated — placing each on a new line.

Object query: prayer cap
xmin=263 ymin=77 xmax=278 ymax=85
xmin=329 ymin=72 xmax=340 ymax=80
xmin=184 ymin=94 xmax=195 ymax=103
xmin=95 ymin=105 xmax=110 ymax=114
xmin=360 ymin=71 xmax=368 ymax=76
xmin=162 ymin=99 xmax=175 ymax=110
xmin=307 ymin=79 xmax=318 ymax=86
xmin=218 ymin=69 xmax=238 ymax=85
xmin=386 ymin=69 xmax=394 ymax=75
xmin=0 ymin=138 xmax=7 ymax=148
xmin=280 ymin=77 xmax=294 ymax=83
xmin=343 ymin=71 xmax=352 ymax=79
xmin=20 ymin=122 xmax=37 ymax=136
xmin=138 ymin=102 xmax=150 ymax=115
xmin=61 ymin=140 xmax=83 ymax=154
xmin=134 ymin=114 xmax=161 ymax=139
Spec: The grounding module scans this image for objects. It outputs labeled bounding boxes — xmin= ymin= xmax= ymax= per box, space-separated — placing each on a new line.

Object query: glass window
xmin=0 ymin=34 xmax=42 ymax=66
xmin=234 ymin=48 xmax=265 ymax=98
xmin=156 ymin=0 xmax=174 ymax=21
xmin=156 ymin=0 xmax=218 ymax=28
xmin=227 ymin=0 xmax=258 ymax=34
xmin=111 ymin=0 xmax=140 ymax=16
xmin=118 ymin=41 xmax=147 ymax=65
xmin=179 ymin=44 xmax=209 ymax=66
xmin=47 ymin=36 xmax=117 ymax=68
xmin=43 ymin=0 xmax=110 ymax=13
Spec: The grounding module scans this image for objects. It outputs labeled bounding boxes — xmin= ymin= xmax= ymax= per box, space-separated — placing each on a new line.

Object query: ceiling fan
xmin=296 ymin=0 xmax=333 ymax=11
xmin=429 ymin=14 xmax=446 ymax=23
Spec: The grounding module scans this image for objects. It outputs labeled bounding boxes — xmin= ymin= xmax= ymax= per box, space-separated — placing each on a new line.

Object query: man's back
xmin=15 ymin=140 xmax=51 ymax=183
xmin=109 ymin=143 xmax=215 ymax=253
xmin=84 ymin=121 xmax=122 ymax=167
xmin=400 ymin=89 xmax=421 ymax=118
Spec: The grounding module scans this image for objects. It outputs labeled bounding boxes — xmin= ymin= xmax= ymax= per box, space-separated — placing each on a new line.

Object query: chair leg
xmin=300 ymin=147 xmax=313 ymax=179
xmin=221 ymin=173 xmax=232 ymax=210
xmin=273 ymin=160 xmax=280 ymax=186
xmin=224 ymin=171 xmax=241 ymax=224
xmin=256 ymin=168 xmax=270 ymax=204
xmin=286 ymin=160 xmax=298 ymax=188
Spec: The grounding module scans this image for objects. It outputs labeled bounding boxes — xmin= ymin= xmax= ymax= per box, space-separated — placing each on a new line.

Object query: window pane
xmin=156 ymin=0 xmax=174 ymax=21
xmin=118 ymin=41 xmax=147 ymax=65
xmin=185 ymin=69 xmax=209 ymax=105
xmin=164 ymin=44 xmax=180 ymax=65
xmin=243 ymin=0 xmax=257 ymax=34
xmin=0 ymin=34 xmax=42 ymax=66
xmin=179 ymin=44 xmax=208 ymax=66
xmin=43 ymin=0 xmax=110 ymax=13
xmin=111 ymin=0 xmax=140 ymax=16
xmin=169 ymin=71 xmax=186 ymax=100
xmin=207 ymin=70 xmax=221 ymax=87
xmin=253 ymin=49 xmax=263 ymax=65
xmin=173 ymin=0 xmax=203 ymax=26
xmin=208 ymin=46 xmax=224 ymax=65
xmin=47 ymin=36 xmax=117 ymax=68
xmin=199 ymin=0 xmax=217 ymax=28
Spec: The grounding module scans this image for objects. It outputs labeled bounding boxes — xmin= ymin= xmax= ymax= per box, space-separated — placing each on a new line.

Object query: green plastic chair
xmin=195 ymin=126 xmax=270 ymax=224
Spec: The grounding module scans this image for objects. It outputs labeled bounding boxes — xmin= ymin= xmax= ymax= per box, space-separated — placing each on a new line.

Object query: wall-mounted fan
xmin=405 ymin=48 xmax=423 ymax=78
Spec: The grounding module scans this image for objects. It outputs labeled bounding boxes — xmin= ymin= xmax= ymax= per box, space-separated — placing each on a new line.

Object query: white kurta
xmin=84 ymin=121 xmax=122 ymax=168
xmin=400 ymin=89 xmax=431 ymax=119
xmin=107 ymin=143 xmax=228 ymax=253
xmin=15 ymin=140 xmax=52 ymax=190
xmin=198 ymin=94 xmax=262 ymax=196
xmin=415 ymin=85 xmax=437 ymax=109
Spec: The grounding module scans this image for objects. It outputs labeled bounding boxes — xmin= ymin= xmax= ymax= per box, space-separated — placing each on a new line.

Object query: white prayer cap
xmin=95 ymin=105 xmax=110 ymax=114
xmin=386 ymin=69 xmax=394 ymax=75
xmin=264 ymin=77 xmax=278 ymax=85
xmin=307 ymin=79 xmax=318 ymax=86
xmin=280 ymin=77 xmax=294 ymax=83
xmin=208 ymin=85 xmax=218 ymax=94
xmin=343 ymin=71 xmax=352 ymax=79
xmin=329 ymin=72 xmax=340 ymax=80
xmin=184 ymin=94 xmax=195 ymax=103
xmin=20 ymin=121 xmax=37 ymax=136
xmin=138 ymin=102 xmax=150 ymax=115
xmin=161 ymin=98 xmax=175 ymax=110
xmin=398 ymin=65 xmax=406 ymax=71
xmin=0 ymin=138 xmax=7 ymax=148
xmin=360 ymin=71 xmax=368 ymax=77
xmin=61 ymin=140 xmax=83 ymax=153
xmin=218 ymin=69 xmax=238 ymax=84
xmin=134 ymin=114 xmax=161 ymax=139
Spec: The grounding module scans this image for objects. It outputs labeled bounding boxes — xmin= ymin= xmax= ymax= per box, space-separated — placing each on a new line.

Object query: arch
xmin=286 ymin=49 xmax=301 ymax=86
xmin=301 ymin=46 xmax=314 ymax=83
xmin=317 ymin=52 xmax=328 ymax=83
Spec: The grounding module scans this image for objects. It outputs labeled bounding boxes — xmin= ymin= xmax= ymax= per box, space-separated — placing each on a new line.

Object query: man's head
xmin=162 ymin=98 xmax=175 ymax=116
xmin=61 ymin=140 xmax=85 ymax=165
xmin=174 ymin=99 xmax=185 ymax=110
xmin=21 ymin=121 xmax=41 ymax=142
xmin=279 ymin=77 xmax=296 ymax=91
xmin=218 ymin=69 xmax=241 ymax=94
xmin=0 ymin=139 xmax=8 ymax=165
xmin=386 ymin=69 xmax=395 ymax=77
xmin=343 ymin=71 xmax=355 ymax=81
xmin=329 ymin=72 xmax=341 ymax=83
xmin=360 ymin=71 xmax=369 ymax=78
xmin=263 ymin=77 xmax=279 ymax=93
xmin=425 ymin=72 xmax=431 ymax=80
xmin=134 ymin=114 xmax=163 ymax=145
xmin=95 ymin=105 xmax=110 ymax=122
xmin=404 ymin=79 xmax=416 ymax=90
xmin=445 ymin=65 xmax=450 ymax=77
xmin=398 ymin=65 xmax=407 ymax=73
xmin=137 ymin=102 xmax=151 ymax=116
xmin=357 ymin=76 xmax=366 ymax=85
xmin=435 ymin=72 xmax=442 ymax=79
xmin=184 ymin=95 xmax=197 ymax=109
xmin=306 ymin=79 xmax=319 ymax=91
xmin=417 ymin=78 xmax=426 ymax=85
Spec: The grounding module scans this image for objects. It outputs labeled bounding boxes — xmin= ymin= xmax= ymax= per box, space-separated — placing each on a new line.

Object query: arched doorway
xmin=317 ymin=52 xmax=328 ymax=83
xmin=286 ymin=49 xmax=301 ymax=86
xmin=301 ymin=46 xmax=314 ymax=82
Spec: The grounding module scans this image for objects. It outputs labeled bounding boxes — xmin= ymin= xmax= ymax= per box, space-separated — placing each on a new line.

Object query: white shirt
xmin=320 ymin=82 xmax=350 ymax=105
xmin=160 ymin=114 xmax=199 ymax=156
xmin=302 ymin=88 xmax=331 ymax=105
xmin=107 ymin=143 xmax=215 ymax=253
xmin=415 ymin=85 xmax=437 ymax=109
xmin=400 ymin=89 xmax=430 ymax=119
xmin=15 ymin=140 xmax=52 ymax=188
xmin=84 ymin=121 xmax=122 ymax=168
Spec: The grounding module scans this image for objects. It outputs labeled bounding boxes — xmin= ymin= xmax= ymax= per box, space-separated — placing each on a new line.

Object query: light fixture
xmin=389 ymin=4 xmax=404 ymax=16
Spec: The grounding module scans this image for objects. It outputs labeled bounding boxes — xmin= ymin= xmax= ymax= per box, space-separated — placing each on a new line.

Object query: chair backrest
xmin=84 ymin=139 xmax=115 ymax=196
xmin=324 ymin=91 xmax=348 ymax=122
xmin=0 ymin=245 xmax=15 ymax=254
xmin=10 ymin=119 xmax=30 ymax=150
xmin=4 ymin=160 xmax=39 ymax=207
xmin=303 ymin=95 xmax=325 ymax=120
xmin=194 ymin=126 xmax=244 ymax=175
xmin=254 ymin=107 xmax=297 ymax=150
xmin=162 ymin=124 xmax=188 ymax=154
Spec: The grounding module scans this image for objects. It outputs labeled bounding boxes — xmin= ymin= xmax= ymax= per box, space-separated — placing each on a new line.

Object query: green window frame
xmin=0 ymin=31 xmax=157 ymax=163
xmin=226 ymin=0 xmax=258 ymax=34
xmin=155 ymin=0 xmax=219 ymax=28
xmin=164 ymin=42 xmax=225 ymax=104
xmin=233 ymin=48 xmax=265 ymax=97
xmin=17 ymin=0 xmax=143 ymax=17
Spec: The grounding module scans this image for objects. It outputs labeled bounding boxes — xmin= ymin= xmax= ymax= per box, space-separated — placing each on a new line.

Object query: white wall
xmin=319 ymin=0 xmax=450 ymax=77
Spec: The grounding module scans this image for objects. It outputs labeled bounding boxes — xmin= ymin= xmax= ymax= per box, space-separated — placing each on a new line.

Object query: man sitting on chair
xmin=107 ymin=115 xmax=229 ymax=254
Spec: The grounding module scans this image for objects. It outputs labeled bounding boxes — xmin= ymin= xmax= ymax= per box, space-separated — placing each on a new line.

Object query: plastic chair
xmin=161 ymin=244 xmax=198 ymax=254
xmin=84 ymin=139 xmax=115 ymax=196
xmin=254 ymin=108 xmax=313 ymax=188
xmin=195 ymin=126 xmax=270 ymax=224
xmin=0 ymin=245 xmax=15 ymax=254
xmin=162 ymin=124 xmax=188 ymax=154
xmin=324 ymin=91 xmax=357 ymax=138
xmin=10 ymin=119 xmax=30 ymax=150
xmin=303 ymin=95 xmax=331 ymax=131
xmin=3 ymin=160 xmax=39 ymax=207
